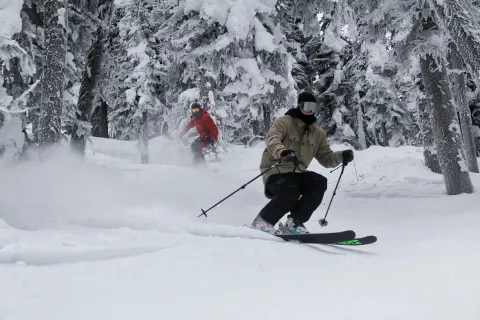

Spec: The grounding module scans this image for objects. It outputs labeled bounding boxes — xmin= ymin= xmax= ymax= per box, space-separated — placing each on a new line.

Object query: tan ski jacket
xmin=259 ymin=112 xmax=343 ymax=195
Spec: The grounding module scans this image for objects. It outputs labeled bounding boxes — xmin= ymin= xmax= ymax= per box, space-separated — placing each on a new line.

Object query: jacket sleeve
xmin=183 ymin=120 xmax=195 ymax=134
xmin=265 ymin=117 xmax=288 ymax=159
xmin=204 ymin=114 xmax=219 ymax=141
xmin=314 ymin=129 xmax=343 ymax=168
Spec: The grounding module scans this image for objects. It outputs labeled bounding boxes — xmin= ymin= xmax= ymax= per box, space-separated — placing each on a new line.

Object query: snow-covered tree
xmin=7 ymin=0 xmax=108 ymax=153
xmin=327 ymin=3 xmax=420 ymax=150
xmin=447 ymin=41 xmax=479 ymax=173
xmin=285 ymin=9 xmax=357 ymax=146
xmin=70 ymin=0 xmax=114 ymax=156
xmin=417 ymin=86 xmax=442 ymax=174
xmin=417 ymin=4 xmax=476 ymax=194
xmin=0 ymin=0 xmax=37 ymax=162
xmin=102 ymin=0 xmax=165 ymax=163
xmin=62 ymin=0 xmax=107 ymax=137
xmin=332 ymin=0 xmax=477 ymax=194
xmin=467 ymin=73 xmax=480 ymax=155
xmin=153 ymin=0 xmax=297 ymax=145
xmin=14 ymin=0 xmax=44 ymax=144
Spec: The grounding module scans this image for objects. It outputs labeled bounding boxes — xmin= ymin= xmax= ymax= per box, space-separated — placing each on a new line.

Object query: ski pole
xmin=319 ymin=163 xmax=346 ymax=227
xmin=198 ymin=160 xmax=281 ymax=218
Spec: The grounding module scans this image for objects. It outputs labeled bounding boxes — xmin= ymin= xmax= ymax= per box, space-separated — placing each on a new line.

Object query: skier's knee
xmin=268 ymin=176 xmax=300 ymax=200
xmin=311 ymin=174 xmax=328 ymax=192
xmin=191 ymin=141 xmax=202 ymax=153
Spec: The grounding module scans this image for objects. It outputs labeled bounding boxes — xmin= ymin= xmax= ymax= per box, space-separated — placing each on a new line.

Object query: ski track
xmin=1 ymin=137 xmax=480 ymax=319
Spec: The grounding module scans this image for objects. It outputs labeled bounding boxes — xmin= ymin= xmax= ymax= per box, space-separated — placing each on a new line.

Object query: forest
xmin=2 ymin=0 xmax=480 ymax=195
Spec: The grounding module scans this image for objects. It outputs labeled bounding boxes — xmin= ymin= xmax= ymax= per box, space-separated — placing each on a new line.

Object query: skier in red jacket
xmin=181 ymin=102 xmax=219 ymax=163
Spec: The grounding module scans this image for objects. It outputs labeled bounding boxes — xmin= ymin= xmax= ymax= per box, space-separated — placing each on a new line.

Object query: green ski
xmin=334 ymin=235 xmax=377 ymax=246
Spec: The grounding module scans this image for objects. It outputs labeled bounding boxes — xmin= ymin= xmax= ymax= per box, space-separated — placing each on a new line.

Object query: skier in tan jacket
xmin=251 ymin=91 xmax=354 ymax=234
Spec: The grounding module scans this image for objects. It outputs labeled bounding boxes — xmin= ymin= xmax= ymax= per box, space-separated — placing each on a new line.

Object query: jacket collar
xmin=285 ymin=107 xmax=316 ymax=126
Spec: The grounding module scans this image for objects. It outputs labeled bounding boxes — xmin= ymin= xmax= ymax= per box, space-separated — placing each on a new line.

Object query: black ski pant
xmin=259 ymin=171 xmax=328 ymax=226
xmin=191 ymin=137 xmax=207 ymax=163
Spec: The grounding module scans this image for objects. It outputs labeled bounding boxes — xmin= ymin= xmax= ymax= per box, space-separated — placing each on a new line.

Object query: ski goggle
xmin=192 ymin=107 xmax=201 ymax=113
xmin=300 ymin=101 xmax=319 ymax=113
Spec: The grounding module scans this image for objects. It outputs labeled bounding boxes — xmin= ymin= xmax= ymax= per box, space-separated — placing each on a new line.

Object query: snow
xmin=57 ymin=8 xmax=66 ymax=29
xmin=332 ymin=108 xmax=343 ymax=126
xmin=192 ymin=34 xmax=232 ymax=54
xmin=183 ymin=0 xmax=276 ymax=40
xmin=125 ymin=88 xmax=136 ymax=104
xmin=0 ymin=115 xmax=24 ymax=164
xmin=66 ymin=52 xmax=76 ymax=71
xmin=235 ymin=58 xmax=266 ymax=94
xmin=215 ymin=108 xmax=228 ymax=118
xmin=0 ymin=0 xmax=24 ymax=39
xmin=0 ymin=83 xmax=13 ymax=108
xmin=366 ymin=40 xmax=390 ymax=71
xmin=472 ymin=125 xmax=480 ymax=138
xmin=223 ymin=81 xmax=249 ymax=94
xmin=127 ymin=41 xmax=147 ymax=57
xmin=343 ymin=123 xmax=355 ymax=137
xmin=323 ymin=28 xmax=347 ymax=52
xmin=114 ymin=0 xmax=132 ymax=5
xmin=0 ymin=0 xmax=24 ymax=111
xmin=1 ymin=137 xmax=480 ymax=319
xmin=178 ymin=88 xmax=200 ymax=105
xmin=254 ymin=18 xmax=276 ymax=52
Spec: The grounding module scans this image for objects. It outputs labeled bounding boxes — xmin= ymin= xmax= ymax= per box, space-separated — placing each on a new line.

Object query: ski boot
xmin=282 ymin=217 xmax=310 ymax=234
xmin=250 ymin=215 xmax=278 ymax=235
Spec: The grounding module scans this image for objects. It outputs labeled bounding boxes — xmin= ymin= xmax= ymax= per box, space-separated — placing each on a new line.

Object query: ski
xmin=275 ymin=230 xmax=356 ymax=244
xmin=333 ymin=235 xmax=377 ymax=246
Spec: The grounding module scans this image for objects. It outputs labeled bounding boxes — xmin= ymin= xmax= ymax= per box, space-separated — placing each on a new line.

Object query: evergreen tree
xmin=333 ymin=0 xmax=477 ymax=194
xmin=153 ymin=0 xmax=296 ymax=145
xmin=70 ymin=0 xmax=114 ymax=156
xmin=0 ymin=0 xmax=36 ymax=163
xmin=103 ymin=0 xmax=165 ymax=163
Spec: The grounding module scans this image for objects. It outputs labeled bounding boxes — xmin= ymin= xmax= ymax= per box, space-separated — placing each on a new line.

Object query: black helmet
xmin=190 ymin=102 xmax=202 ymax=119
xmin=190 ymin=102 xmax=201 ymax=110
xmin=297 ymin=91 xmax=319 ymax=114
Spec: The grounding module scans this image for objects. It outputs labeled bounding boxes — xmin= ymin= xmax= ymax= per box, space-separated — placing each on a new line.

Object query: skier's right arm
xmin=265 ymin=118 xmax=288 ymax=159
xmin=181 ymin=120 xmax=194 ymax=136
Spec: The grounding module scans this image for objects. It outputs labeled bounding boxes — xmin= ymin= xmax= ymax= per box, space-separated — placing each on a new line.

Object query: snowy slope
xmin=1 ymin=137 xmax=480 ymax=320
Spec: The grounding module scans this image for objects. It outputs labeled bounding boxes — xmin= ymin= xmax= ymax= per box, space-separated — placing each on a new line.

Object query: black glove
xmin=342 ymin=149 xmax=354 ymax=166
xmin=210 ymin=140 xmax=217 ymax=148
xmin=280 ymin=149 xmax=299 ymax=166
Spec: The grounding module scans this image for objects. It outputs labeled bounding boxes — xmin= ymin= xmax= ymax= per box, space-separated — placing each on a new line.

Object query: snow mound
xmin=0 ymin=218 xmax=13 ymax=229
xmin=0 ymin=147 xmax=155 ymax=229
xmin=1 ymin=138 xmax=480 ymax=320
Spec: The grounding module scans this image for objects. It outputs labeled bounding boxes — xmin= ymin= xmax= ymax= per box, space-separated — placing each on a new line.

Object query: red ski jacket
xmin=183 ymin=110 xmax=219 ymax=142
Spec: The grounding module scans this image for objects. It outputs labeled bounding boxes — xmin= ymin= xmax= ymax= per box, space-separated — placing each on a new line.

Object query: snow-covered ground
xmin=1 ymin=137 xmax=479 ymax=320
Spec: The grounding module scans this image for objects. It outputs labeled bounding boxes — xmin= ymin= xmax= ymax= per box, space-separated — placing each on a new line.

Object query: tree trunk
xmin=356 ymin=102 xmax=367 ymax=150
xmin=38 ymin=0 xmax=67 ymax=152
xmin=420 ymin=52 xmax=473 ymax=195
xmin=139 ymin=111 xmax=149 ymax=164
xmin=70 ymin=26 xmax=105 ymax=156
xmin=268 ymin=52 xmax=290 ymax=121
xmin=262 ymin=103 xmax=271 ymax=134
xmin=91 ymin=99 xmax=109 ymax=138
xmin=448 ymin=42 xmax=479 ymax=172
xmin=418 ymin=96 xmax=441 ymax=173
xmin=380 ymin=122 xmax=388 ymax=146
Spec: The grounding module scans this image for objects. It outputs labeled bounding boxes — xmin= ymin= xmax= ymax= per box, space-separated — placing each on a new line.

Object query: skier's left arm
xmin=205 ymin=114 xmax=219 ymax=142
xmin=314 ymin=129 xmax=344 ymax=168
